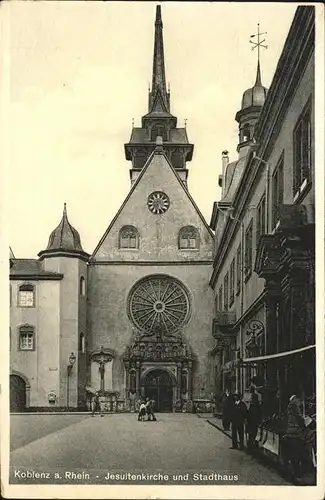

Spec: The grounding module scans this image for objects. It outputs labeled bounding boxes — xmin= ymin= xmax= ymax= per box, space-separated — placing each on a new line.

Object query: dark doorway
xmin=10 ymin=375 xmax=26 ymax=412
xmin=143 ymin=369 xmax=173 ymax=412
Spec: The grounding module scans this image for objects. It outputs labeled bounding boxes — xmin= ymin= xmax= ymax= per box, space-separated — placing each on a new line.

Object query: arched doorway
xmin=143 ymin=369 xmax=173 ymax=412
xmin=10 ymin=375 xmax=26 ymax=412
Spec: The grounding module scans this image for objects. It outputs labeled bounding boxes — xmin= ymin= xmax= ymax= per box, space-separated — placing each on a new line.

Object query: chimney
xmin=221 ymin=150 xmax=229 ymax=195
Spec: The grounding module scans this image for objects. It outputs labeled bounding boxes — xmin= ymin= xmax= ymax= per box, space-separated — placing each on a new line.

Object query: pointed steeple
xmin=254 ymin=59 xmax=262 ymax=86
xmin=124 ymin=6 xmax=194 ymax=186
xmin=149 ymin=5 xmax=170 ymax=113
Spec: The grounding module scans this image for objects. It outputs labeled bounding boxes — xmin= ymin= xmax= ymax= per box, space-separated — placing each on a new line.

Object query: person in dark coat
xmin=246 ymin=392 xmax=261 ymax=450
xmin=282 ymin=392 xmax=306 ymax=481
xmin=221 ymin=390 xmax=234 ymax=431
xmin=230 ymin=393 xmax=247 ymax=450
xmin=146 ymin=398 xmax=157 ymax=421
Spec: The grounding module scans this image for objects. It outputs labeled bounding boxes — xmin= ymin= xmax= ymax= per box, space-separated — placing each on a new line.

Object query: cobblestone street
xmin=10 ymin=413 xmax=289 ymax=485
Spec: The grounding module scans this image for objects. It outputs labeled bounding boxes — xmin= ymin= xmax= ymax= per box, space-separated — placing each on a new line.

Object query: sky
xmin=4 ymin=1 xmax=298 ymax=258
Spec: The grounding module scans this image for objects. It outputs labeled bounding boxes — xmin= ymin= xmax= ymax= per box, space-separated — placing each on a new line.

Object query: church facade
xmin=9 ymin=6 xmax=215 ymax=412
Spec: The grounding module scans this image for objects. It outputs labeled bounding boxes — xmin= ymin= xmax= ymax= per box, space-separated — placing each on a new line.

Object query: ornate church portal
xmin=123 ymin=275 xmax=194 ymax=412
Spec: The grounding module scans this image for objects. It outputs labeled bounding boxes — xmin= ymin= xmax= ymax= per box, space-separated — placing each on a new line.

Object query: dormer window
xmin=18 ymin=283 xmax=35 ymax=308
xmin=119 ymin=226 xmax=139 ymax=249
xmin=151 ymin=125 xmax=167 ymax=142
xmin=179 ymin=226 xmax=199 ymax=250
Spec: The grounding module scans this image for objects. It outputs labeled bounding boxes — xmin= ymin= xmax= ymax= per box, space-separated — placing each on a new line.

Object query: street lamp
xmin=67 ymin=352 xmax=76 ymax=411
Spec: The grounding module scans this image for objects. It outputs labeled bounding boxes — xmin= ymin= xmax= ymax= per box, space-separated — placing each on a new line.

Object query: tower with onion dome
xmin=38 ymin=203 xmax=90 ymax=409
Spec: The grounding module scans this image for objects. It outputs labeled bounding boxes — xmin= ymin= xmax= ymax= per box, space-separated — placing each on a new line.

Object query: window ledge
xmin=118 ymin=248 xmax=139 ymax=251
xmin=179 ymin=248 xmax=199 ymax=252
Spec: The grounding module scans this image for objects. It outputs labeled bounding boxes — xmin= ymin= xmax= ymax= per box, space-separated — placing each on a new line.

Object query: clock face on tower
xmin=147 ymin=191 xmax=170 ymax=214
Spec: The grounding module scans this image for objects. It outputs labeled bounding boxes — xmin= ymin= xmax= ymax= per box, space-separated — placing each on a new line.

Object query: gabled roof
xmin=91 ymin=142 xmax=213 ymax=260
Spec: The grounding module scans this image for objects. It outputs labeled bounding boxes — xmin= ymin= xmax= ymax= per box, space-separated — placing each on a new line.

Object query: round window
xmin=128 ymin=275 xmax=190 ymax=335
xmin=147 ymin=191 xmax=170 ymax=214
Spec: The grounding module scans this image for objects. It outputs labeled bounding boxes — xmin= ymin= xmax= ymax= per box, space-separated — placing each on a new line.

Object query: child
xmin=138 ymin=401 xmax=146 ymax=421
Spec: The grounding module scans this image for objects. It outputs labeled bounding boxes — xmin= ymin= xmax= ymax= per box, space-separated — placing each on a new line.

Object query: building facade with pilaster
xmin=210 ymin=5 xmax=315 ymax=418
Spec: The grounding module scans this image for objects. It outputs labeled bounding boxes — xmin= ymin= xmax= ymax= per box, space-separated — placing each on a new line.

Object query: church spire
xmin=149 ymin=5 xmax=170 ymax=112
xmin=255 ymin=59 xmax=262 ymax=86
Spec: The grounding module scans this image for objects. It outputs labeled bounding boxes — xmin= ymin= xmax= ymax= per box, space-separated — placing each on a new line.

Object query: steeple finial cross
xmin=250 ymin=23 xmax=268 ymax=66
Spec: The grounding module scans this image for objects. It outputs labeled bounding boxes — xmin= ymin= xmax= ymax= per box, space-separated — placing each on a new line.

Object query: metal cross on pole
xmin=250 ymin=23 xmax=268 ymax=64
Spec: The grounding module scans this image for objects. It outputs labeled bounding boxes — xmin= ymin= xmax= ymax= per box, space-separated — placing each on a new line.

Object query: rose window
xmin=128 ymin=275 xmax=190 ymax=334
xmin=147 ymin=191 xmax=170 ymax=214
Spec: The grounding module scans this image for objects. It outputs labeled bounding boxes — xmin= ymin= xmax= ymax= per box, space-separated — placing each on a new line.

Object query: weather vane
xmin=132 ymin=118 xmax=135 ymax=128
xmin=184 ymin=118 xmax=188 ymax=128
xmin=250 ymin=23 xmax=268 ymax=64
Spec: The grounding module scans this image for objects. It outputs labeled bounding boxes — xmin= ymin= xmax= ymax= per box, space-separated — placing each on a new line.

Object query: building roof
xmin=10 ymin=259 xmax=63 ymax=280
xmin=241 ymin=61 xmax=268 ymax=110
xmin=222 ymin=156 xmax=246 ymax=204
xmin=128 ymin=127 xmax=189 ymax=145
xmin=43 ymin=204 xmax=84 ymax=252
xmin=38 ymin=203 xmax=89 ymax=261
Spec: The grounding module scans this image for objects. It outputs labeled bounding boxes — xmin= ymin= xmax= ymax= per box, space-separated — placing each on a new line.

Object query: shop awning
xmin=241 ymin=344 xmax=315 ymax=364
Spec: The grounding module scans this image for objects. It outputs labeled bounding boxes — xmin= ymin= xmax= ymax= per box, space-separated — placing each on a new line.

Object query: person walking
xmin=230 ymin=393 xmax=247 ymax=450
xmin=91 ymin=391 xmax=103 ymax=417
xmin=246 ymin=391 xmax=261 ymax=450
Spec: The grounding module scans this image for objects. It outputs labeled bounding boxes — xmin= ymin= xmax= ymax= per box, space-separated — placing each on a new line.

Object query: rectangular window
xmin=293 ymin=100 xmax=312 ymax=198
xmin=229 ymin=259 xmax=235 ymax=306
xmin=218 ymin=285 xmax=223 ymax=312
xmin=256 ymin=194 xmax=266 ymax=244
xmin=18 ymin=286 xmax=35 ymax=308
xmin=236 ymin=244 xmax=241 ymax=295
xmin=224 ymin=273 xmax=229 ymax=311
xmin=271 ymin=156 xmax=284 ymax=229
xmin=19 ymin=326 xmax=35 ymax=350
xmin=244 ymin=220 xmax=253 ymax=280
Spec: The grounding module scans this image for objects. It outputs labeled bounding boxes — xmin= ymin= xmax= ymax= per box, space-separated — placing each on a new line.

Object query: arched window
xmin=80 ymin=276 xmax=86 ymax=296
xmin=18 ymin=283 xmax=35 ymax=308
xmin=79 ymin=332 xmax=85 ymax=353
xmin=119 ymin=226 xmax=139 ymax=249
xmin=179 ymin=226 xmax=199 ymax=250
xmin=242 ymin=124 xmax=251 ymax=142
xmin=18 ymin=324 xmax=35 ymax=350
